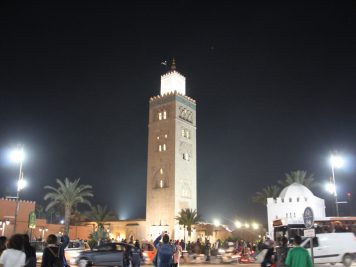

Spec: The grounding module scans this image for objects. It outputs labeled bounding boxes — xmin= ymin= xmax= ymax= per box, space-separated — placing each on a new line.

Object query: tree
xmin=44 ymin=178 xmax=93 ymax=235
xmin=278 ymin=170 xmax=315 ymax=189
xmin=35 ymin=204 xmax=46 ymax=219
xmin=252 ymin=185 xmax=280 ymax=205
xmin=86 ymin=204 xmax=117 ymax=229
xmin=175 ymin=208 xmax=200 ymax=238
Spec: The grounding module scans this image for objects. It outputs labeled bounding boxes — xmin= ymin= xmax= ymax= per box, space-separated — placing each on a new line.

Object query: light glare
xmin=213 ymin=219 xmax=220 ymax=226
xmin=235 ymin=221 xmax=242 ymax=228
xmin=17 ymin=179 xmax=27 ymax=190
xmin=10 ymin=148 xmax=25 ymax=163
xmin=325 ymin=182 xmax=336 ymax=194
xmin=252 ymin=222 xmax=259 ymax=230
xmin=330 ymin=155 xmax=344 ymax=168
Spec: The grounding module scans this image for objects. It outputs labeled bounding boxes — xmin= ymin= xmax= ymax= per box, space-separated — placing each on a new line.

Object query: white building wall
xmin=267 ymin=195 xmax=326 ymax=239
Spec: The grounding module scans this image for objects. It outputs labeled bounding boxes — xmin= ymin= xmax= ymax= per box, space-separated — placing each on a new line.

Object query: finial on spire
xmin=171 ymin=58 xmax=176 ymax=71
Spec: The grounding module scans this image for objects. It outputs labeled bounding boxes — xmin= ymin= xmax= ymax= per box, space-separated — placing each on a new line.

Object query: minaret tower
xmin=146 ymin=60 xmax=197 ymax=239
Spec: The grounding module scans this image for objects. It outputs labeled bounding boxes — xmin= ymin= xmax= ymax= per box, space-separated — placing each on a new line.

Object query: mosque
xmin=0 ymin=61 xmax=328 ymax=242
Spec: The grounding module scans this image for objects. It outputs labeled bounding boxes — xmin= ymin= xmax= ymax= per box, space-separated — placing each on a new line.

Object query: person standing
xmin=0 ymin=236 xmax=7 ymax=256
xmin=275 ymin=237 xmax=289 ymax=267
xmin=131 ymin=240 xmax=143 ymax=267
xmin=204 ymin=240 xmax=211 ymax=262
xmin=0 ymin=234 xmax=26 ymax=267
xmin=41 ymin=234 xmax=63 ymax=267
xmin=285 ymin=235 xmax=312 ymax=267
xmin=23 ymin=234 xmax=36 ymax=267
xmin=153 ymin=233 xmax=174 ymax=267
xmin=173 ymin=240 xmax=182 ymax=267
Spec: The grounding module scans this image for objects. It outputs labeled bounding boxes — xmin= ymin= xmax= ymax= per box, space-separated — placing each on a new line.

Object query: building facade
xmin=267 ymin=183 xmax=326 ymax=238
xmin=146 ymin=61 xmax=197 ymax=240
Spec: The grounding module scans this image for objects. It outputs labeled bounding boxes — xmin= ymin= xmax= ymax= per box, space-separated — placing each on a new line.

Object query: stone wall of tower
xmin=146 ymin=93 xmax=197 ymax=240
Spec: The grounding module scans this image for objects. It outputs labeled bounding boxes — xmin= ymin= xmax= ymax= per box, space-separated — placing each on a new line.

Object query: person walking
xmin=204 ymin=240 xmax=211 ymax=262
xmin=23 ymin=234 xmax=36 ymax=267
xmin=131 ymin=240 xmax=143 ymax=267
xmin=0 ymin=234 xmax=26 ymax=267
xmin=153 ymin=233 xmax=174 ymax=267
xmin=275 ymin=237 xmax=289 ymax=267
xmin=285 ymin=235 xmax=312 ymax=267
xmin=173 ymin=240 xmax=182 ymax=267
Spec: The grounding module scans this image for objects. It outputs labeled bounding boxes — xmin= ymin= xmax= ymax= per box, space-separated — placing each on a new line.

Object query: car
xmin=301 ymin=232 xmax=356 ymax=267
xmin=65 ymin=240 xmax=91 ymax=265
xmin=76 ymin=242 xmax=133 ymax=267
xmin=141 ymin=241 xmax=156 ymax=264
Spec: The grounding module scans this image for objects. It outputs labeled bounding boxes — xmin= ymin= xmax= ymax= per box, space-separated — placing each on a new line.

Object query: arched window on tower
xmin=163 ymin=110 xmax=167 ymax=119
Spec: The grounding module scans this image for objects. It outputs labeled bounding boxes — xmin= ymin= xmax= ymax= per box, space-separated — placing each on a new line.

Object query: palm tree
xmin=278 ymin=170 xmax=315 ymax=189
xmin=175 ymin=208 xmax=200 ymax=238
xmin=44 ymin=178 xmax=93 ymax=235
xmin=86 ymin=204 xmax=117 ymax=229
xmin=35 ymin=204 xmax=46 ymax=219
xmin=252 ymin=185 xmax=280 ymax=205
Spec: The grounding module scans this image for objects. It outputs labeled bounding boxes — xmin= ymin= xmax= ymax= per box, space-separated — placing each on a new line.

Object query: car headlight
xmin=70 ymin=252 xmax=80 ymax=258
xmin=218 ymin=249 xmax=225 ymax=254
xmin=143 ymin=252 xmax=148 ymax=257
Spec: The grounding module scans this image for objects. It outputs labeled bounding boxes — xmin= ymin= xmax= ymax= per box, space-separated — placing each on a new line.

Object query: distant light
xmin=17 ymin=179 xmax=27 ymax=190
xmin=245 ymin=223 xmax=250 ymax=228
xmin=213 ymin=219 xmax=220 ymax=226
xmin=10 ymin=147 xmax=25 ymax=163
xmin=252 ymin=222 xmax=259 ymax=230
xmin=235 ymin=221 xmax=242 ymax=228
xmin=60 ymin=220 xmax=64 ymax=224
xmin=330 ymin=155 xmax=344 ymax=168
xmin=325 ymin=182 xmax=336 ymax=194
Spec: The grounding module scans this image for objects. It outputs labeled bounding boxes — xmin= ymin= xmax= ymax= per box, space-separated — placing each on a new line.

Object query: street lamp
xmin=330 ymin=154 xmax=344 ymax=217
xmin=39 ymin=227 xmax=48 ymax=240
xmin=10 ymin=145 xmax=26 ymax=233
xmin=0 ymin=220 xmax=10 ymax=236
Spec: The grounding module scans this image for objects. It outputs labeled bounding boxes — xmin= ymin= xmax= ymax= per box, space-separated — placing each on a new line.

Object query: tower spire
xmin=171 ymin=58 xmax=176 ymax=71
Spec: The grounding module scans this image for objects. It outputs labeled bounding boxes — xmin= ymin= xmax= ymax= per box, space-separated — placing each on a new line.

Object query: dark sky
xmin=1 ymin=1 xmax=356 ymax=227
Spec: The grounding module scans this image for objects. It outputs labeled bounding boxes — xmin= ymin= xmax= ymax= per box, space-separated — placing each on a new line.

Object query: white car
xmin=301 ymin=232 xmax=356 ymax=267
xmin=65 ymin=240 xmax=91 ymax=264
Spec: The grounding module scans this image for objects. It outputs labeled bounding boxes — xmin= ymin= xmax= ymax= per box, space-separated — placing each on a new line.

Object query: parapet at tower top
xmin=160 ymin=59 xmax=186 ymax=96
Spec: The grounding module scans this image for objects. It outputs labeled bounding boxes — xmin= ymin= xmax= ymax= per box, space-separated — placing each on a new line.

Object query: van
xmin=301 ymin=232 xmax=356 ymax=267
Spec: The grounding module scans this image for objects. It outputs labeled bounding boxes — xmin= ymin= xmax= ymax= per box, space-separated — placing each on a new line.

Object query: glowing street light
xmin=10 ymin=144 xmax=26 ymax=233
xmin=0 ymin=220 xmax=10 ymax=236
xmin=213 ymin=219 xmax=220 ymax=226
xmin=235 ymin=221 xmax=242 ymax=228
xmin=330 ymin=154 xmax=344 ymax=217
xmin=252 ymin=222 xmax=259 ymax=230
xmin=244 ymin=223 xmax=250 ymax=228
xmin=39 ymin=227 xmax=48 ymax=240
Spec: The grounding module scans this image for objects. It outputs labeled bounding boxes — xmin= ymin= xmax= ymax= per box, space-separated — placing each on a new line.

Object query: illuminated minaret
xmin=146 ymin=60 xmax=197 ymax=239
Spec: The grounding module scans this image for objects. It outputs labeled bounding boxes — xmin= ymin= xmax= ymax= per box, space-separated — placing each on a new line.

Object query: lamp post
xmin=330 ymin=154 xmax=344 ymax=217
xmin=0 ymin=220 xmax=10 ymax=236
xmin=39 ymin=227 xmax=48 ymax=240
xmin=10 ymin=145 xmax=25 ymax=234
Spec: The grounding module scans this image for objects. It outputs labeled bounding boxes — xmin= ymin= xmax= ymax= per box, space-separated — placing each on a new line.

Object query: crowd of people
xmin=0 ymin=233 xmax=69 ymax=267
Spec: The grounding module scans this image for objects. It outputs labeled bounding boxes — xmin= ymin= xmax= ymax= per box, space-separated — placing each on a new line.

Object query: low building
xmin=267 ymin=183 xmax=326 ymax=238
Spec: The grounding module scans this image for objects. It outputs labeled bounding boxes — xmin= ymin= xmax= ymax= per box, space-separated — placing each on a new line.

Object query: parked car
xmin=76 ymin=242 xmax=133 ymax=267
xmin=65 ymin=240 xmax=90 ymax=265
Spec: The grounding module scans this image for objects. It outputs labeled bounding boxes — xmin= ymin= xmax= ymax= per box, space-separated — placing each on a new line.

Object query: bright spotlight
xmin=213 ymin=219 xmax=220 ymax=226
xmin=10 ymin=147 xmax=25 ymax=163
xmin=17 ymin=179 xmax=27 ymax=190
xmin=330 ymin=155 xmax=344 ymax=168
xmin=245 ymin=223 xmax=250 ymax=228
xmin=325 ymin=182 xmax=336 ymax=194
xmin=252 ymin=222 xmax=259 ymax=230
xmin=235 ymin=221 xmax=242 ymax=228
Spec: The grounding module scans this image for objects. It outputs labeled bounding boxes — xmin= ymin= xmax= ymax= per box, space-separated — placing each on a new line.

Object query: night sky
xmin=1 ymin=1 xmax=356 ymax=227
